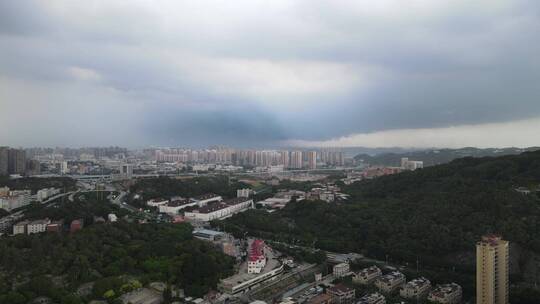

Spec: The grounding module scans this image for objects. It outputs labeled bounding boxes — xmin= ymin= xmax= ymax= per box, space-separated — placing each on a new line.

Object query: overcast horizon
xmin=1 ymin=1 xmax=540 ymax=148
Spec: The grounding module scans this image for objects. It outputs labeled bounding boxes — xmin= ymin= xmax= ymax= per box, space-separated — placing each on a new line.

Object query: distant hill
xmin=354 ymin=147 xmax=540 ymax=167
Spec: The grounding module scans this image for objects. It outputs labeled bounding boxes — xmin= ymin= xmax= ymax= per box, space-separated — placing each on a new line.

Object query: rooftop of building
xmin=28 ymin=219 xmax=50 ymax=225
xmin=307 ymin=293 xmax=332 ymax=304
xmin=403 ymin=277 xmax=430 ymax=288
xmin=430 ymin=283 xmax=461 ymax=297
xmin=224 ymin=197 xmax=252 ymax=205
xmin=479 ymin=234 xmax=507 ymax=246
xmin=166 ymin=199 xmax=191 ymax=207
xmin=327 ymin=283 xmax=354 ymax=294
xmin=377 ymin=271 xmax=405 ymax=283
xmin=196 ymin=202 xmax=229 ymax=214
xmin=148 ymin=198 xmax=168 ymax=202
xmin=357 ymin=293 xmax=384 ymax=304
xmin=193 ymin=229 xmax=224 ymax=237
xmin=192 ymin=193 xmax=220 ymax=201
xmin=359 ymin=266 xmax=381 ymax=275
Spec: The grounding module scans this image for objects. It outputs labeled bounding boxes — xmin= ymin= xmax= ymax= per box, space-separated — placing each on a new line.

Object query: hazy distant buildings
xmin=476 ymin=235 xmax=509 ymax=304
xmin=7 ymin=148 xmax=26 ymax=175
xmin=120 ymin=163 xmax=134 ymax=178
xmin=307 ymin=151 xmax=317 ymax=170
xmin=290 ymin=151 xmax=303 ymax=169
xmin=26 ymin=159 xmax=41 ymax=175
xmin=280 ymin=150 xmax=290 ymax=168
xmin=0 ymin=147 xmax=8 ymax=175
xmin=320 ymin=150 xmax=345 ymax=166
xmin=150 ymin=147 xmax=347 ymax=171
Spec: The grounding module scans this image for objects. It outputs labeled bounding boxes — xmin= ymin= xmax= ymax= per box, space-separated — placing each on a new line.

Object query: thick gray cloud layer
xmin=1 ymin=0 xmax=539 ymax=147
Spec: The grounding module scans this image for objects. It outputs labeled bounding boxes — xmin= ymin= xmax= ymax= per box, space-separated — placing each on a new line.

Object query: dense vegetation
xmin=23 ymin=194 xmax=129 ymax=224
xmin=0 ymin=176 xmax=77 ymax=194
xmin=221 ymin=151 xmax=540 ymax=299
xmin=128 ymin=175 xmax=249 ymax=207
xmin=355 ymin=147 xmax=540 ymax=167
xmin=0 ymin=222 xmax=234 ymax=303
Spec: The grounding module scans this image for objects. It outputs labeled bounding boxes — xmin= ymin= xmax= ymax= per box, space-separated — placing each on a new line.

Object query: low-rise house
xmin=357 ymin=292 xmax=386 ymax=304
xmin=36 ymin=188 xmax=60 ymax=202
xmin=70 ymin=219 xmax=83 ymax=233
xmin=108 ymin=213 xmax=118 ymax=222
xmin=93 ymin=216 xmax=106 ymax=224
xmin=427 ymin=283 xmax=462 ymax=304
xmin=400 ymin=277 xmax=431 ymax=299
xmin=46 ymin=220 xmax=64 ymax=232
xmin=13 ymin=220 xmax=29 ymax=235
xmin=0 ymin=214 xmax=20 ymax=234
xmin=353 ymin=266 xmax=382 ymax=284
xmin=279 ymin=298 xmax=296 ymax=304
xmin=307 ymin=293 xmax=332 ymax=304
xmin=333 ymin=262 xmax=350 ymax=278
xmin=0 ymin=189 xmax=32 ymax=211
xmin=237 ymin=188 xmax=252 ymax=198
xmin=193 ymin=229 xmax=225 ymax=242
xmin=27 ymin=218 xmax=50 ymax=234
xmin=327 ymin=284 xmax=355 ymax=304
xmin=119 ymin=287 xmax=163 ymax=304
xmin=374 ymin=271 xmax=405 ymax=293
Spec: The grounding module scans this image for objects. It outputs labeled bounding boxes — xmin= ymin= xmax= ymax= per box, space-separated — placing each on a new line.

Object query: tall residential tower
xmin=476 ymin=235 xmax=509 ymax=304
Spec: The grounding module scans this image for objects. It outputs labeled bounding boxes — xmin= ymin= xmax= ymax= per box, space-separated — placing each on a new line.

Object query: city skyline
xmin=1 ymin=1 xmax=540 ymax=148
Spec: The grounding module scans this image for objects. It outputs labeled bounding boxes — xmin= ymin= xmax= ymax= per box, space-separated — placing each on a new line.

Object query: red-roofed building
xmin=70 ymin=219 xmax=83 ymax=233
xmin=247 ymin=239 xmax=266 ymax=274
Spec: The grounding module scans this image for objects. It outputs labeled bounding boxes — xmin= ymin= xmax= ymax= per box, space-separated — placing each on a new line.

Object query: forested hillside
xmin=0 ymin=222 xmax=234 ymax=303
xmin=354 ymin=147 xmax=540 ymax=167
xmin=220 ymin=151 xmax=540 ymax=298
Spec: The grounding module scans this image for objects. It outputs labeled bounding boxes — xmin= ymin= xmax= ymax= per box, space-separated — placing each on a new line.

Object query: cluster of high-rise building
xmin=153 ymin=148 xmax=345 ymax=169
xmin=0 ymin=147 xmax=28 ymax=175
xmin=25 ymin=146 xmax=127 ymax=160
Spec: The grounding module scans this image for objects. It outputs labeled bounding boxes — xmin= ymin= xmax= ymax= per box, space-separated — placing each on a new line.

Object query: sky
xmin=1 ymin=0 xmax=539 ymax=148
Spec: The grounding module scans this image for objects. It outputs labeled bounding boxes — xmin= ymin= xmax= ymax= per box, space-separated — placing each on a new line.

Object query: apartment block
xmin=374 ymin=271 xmax=405 ymax=293
xmin=476 ymin=235 xmax=509 ymax=304
xmin=353 ymin=266 xmax=382 ymax=284
xmin=428 ymin=283 xmax=462 ymax=304
xmin=399 ymin=277 xmax=431 ymax=299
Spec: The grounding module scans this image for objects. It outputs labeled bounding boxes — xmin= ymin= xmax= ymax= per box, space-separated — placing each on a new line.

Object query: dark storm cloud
xmin=1 ymin=0 xmax=540 ymax=147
